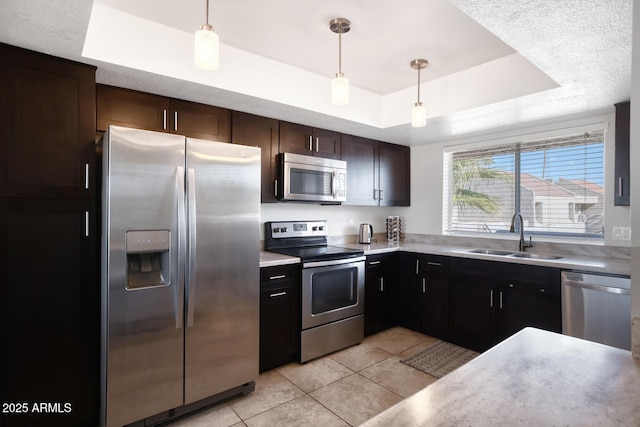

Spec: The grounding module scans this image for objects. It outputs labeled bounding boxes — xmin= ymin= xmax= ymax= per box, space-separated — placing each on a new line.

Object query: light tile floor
xmin=167 ymin=327 xmax=440 ymax=427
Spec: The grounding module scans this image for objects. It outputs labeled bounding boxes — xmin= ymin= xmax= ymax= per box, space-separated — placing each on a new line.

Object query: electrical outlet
xmin=613 ymin=226 xmax=631 ymax=240
xmin=348 ymin=219 xmax=354 ymax=226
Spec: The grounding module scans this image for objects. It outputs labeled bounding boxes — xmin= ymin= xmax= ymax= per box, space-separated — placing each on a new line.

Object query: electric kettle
xmin=359 ymin=223 xmax=373 ymax=244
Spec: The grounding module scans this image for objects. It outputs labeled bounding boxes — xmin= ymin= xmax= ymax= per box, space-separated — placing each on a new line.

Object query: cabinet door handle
xmin=274 ymin=179 xmax=278 ymax=197
xmin=270 ymin=291 xmax=287 ymax=298
xmin=619 ymin=177 xmax=623 ymax=197
xmin=540 ymin=288 xmax=545 ymax=293
xmin=369 ymin=261 xmax=381 ymax=266
xmin=315 ymin=137 xmax=319 ymax=152
xmin=422 ymin=277 xmax=427 ymax=293
xmin=163 ymin=109 xmax=167 ymax=130
xmin=269 ymin=274 xmax=286 ymax=280
xmin=85 ymin=211 xmax=90 ymax=237
xmin=379 ymin=277 xmax=384 ymax=292
xmin=174 ymin=111 xmax=178 ymax=131
xmin=85 ymin=163 xmax=90 ymax=189
xmin=490 ymin=290 xmax=494 ymax=308
xmin=427 ymin=262 xmax=441 ymax=266
xmin=416 ymin=259 xmax=419 ymax=275
xmin=509 ymin=283 xmax=514 ymax=288
xmin=499 ymin=291 xmax=503 ymax=309
xmin=308 ymin=135 xmax=313 ymax=151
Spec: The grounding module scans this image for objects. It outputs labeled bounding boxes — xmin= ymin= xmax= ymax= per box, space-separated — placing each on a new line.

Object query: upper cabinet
xmin=97 ymin=84 xmax=231 ymax=142
xmin=341 ymin=134 xmax=410 ymax=206
xmin=614 ymin=101 xmax=630 ymax=206
xmin=0 ymin=43 xmax=96 ymax=200
xmin=232 ymin=111 xmax=279 ymax=203
xmin=279 ymin=121 xmax=341 ymax=159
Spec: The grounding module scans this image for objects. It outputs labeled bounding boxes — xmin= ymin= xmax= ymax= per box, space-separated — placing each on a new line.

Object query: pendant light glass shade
xmin=332 ymin=73 xmax=349 ymax=105
xmin=412 ymin=102 xmax=427 ymax=128
xmin=194 ymin=0 xmax=218 ymax=70
xmin=194 ymin=25 xmax=219 ymax=70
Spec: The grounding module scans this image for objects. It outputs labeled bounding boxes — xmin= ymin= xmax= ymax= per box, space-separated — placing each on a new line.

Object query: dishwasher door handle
xmin=562 ymin=280 xmax=631 ymax=295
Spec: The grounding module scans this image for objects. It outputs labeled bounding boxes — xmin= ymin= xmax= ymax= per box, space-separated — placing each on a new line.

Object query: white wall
xmin=260 ymin=203 xmax=408 ymax=241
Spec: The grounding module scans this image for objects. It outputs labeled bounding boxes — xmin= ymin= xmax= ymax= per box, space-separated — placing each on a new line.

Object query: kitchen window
xmin=443 ymin=129 xmax=605 ymax=239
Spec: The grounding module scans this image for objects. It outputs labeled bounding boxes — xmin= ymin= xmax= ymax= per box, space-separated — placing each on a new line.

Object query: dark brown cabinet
xmin=364 ymin=253 xmax=399 ymax=336
xmin=279 ymin=121 xmax=341 ymax=159
xmin=97 ymin=84 xmax=231 ymax=142
xmin=0 ymin=44 xmax=98 ymax=427
xmin=498 ymin=263 xmax=561 ymax=340
xmin=232 ymin=112 xmax=279 ymax=203
xmin=0 ymin=44 xmax=96 ymax=200
xmin=449 ymin=257 xmax=561 ymax=352
xmin=399 ymin=253 xmax=449 ymax=338
xmin=614 ymin=101 xmax=630 ymax=206
xmin=449 ymin=258 xmax=499 ymax=351
xmin=259 ymin=264 xmax=300 ymax=372
xmin=341 ymin=135 xmax=410 ymax=206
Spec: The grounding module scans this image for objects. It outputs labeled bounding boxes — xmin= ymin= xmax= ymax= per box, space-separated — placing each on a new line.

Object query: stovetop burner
xmin=269 ymin=245 xmax=364 ymax=263
xmin=264 ymin=220 xmax=363 ymax=262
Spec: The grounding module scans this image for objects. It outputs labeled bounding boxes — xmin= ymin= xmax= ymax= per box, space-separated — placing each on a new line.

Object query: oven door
xmin=301 ymin=257 xmax=365 ymax=329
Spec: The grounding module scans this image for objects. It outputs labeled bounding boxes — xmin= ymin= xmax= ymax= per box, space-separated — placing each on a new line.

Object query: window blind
xmin=443 ymin=130 xmax=604 ymax=238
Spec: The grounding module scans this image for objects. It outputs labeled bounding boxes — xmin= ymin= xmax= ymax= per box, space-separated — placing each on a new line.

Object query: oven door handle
xmin=303 ymin=256 xmax=366 ymax=269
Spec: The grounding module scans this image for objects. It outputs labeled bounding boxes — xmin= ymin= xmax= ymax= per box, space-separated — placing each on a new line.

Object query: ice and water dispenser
xmin=125 ymin=230 xmax=171 ymax=290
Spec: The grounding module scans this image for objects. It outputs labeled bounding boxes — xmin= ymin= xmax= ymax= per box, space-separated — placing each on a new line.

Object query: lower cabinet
xmin=399 ymin=253 xmax=450 ymax=339
xmin=0 ymin=199 xmax=98 ymax=427
xmin=364 ymin=253 xmax=398 ymax=336
xmin=259 ymin=264 xmax=300 ymax=372
xmin=449 ymin=257 xmax=561 ymax=352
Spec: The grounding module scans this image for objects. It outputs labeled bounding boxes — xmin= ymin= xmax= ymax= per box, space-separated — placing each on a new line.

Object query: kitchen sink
xmin=509 ymin=253 xmax=563 ymax=260
xmin=465 ymin=249 xmax=514 ymax=256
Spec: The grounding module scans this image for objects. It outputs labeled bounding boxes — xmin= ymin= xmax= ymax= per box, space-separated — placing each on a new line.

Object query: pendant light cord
xmin=338 ymin=27 xmax=342 ymax=74
xmin=417 ymin=66 xmax=421 ymax=104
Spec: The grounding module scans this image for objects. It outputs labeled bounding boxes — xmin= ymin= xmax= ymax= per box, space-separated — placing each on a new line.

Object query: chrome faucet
xmin=510 ymin=212 xmax=533 ymax=252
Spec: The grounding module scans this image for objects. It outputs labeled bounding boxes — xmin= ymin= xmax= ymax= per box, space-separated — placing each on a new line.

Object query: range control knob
xmin=319 ymin=226 xmax=324 ymax=231
xmin=281 ymin=227 xmax=288 ymax=232
xmin=312 ymin=226 xmax=318 ymax=231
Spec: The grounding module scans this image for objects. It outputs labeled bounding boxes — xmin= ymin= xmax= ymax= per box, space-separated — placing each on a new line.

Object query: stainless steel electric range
xmin=265 ymin=220 xmax=365 ymax=362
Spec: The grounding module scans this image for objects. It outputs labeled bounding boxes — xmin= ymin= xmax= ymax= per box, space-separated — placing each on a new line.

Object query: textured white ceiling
xmin=0 ymin=0 xmax=632 ymax=145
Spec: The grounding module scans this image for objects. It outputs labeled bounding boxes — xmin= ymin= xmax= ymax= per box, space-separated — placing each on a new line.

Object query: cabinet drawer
xmin=260 ymin=264 xmax=299 ymax=285
xmin=418 ymin=254 xmax=449 ymax=274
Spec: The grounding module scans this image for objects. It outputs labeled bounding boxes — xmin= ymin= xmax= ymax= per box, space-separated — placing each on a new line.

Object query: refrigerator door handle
xmin=176 ymin=166 xmax=186 ymax=329
xmin=186 ymin=167 xmax=197 ymax=327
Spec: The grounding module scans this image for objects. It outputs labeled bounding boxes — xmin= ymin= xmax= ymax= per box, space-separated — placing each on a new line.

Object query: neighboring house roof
xmin=520 ymin=173 xmax=574 ymax=198
xmin=557 ymin=178 xmax=604 ymax=195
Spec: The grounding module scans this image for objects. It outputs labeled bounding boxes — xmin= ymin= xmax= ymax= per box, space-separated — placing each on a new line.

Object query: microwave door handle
xmin=332 ymin=170 xmax=337 ymax=199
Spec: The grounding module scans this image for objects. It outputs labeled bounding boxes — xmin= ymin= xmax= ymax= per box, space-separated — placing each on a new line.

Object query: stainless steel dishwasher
xmin=561 ymin=271 xmax=631 ymax=350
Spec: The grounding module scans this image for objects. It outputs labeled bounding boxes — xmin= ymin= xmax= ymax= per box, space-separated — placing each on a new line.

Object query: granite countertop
xmin=362 ymin=327 xmax=640 ymax=427
xmin=259 ymin=250 xmax=300 ymax=267
xmin=337 ymin=241 xmax=630 ymax=276
xmin=260 ymin=241 xmax=629 ymax=275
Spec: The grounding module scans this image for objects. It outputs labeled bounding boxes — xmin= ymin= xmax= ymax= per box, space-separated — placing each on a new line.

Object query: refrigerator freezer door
xmin=102 ymin=126 xmax=186 ymax=427
xmin=184 ymin=138 xmax=260 ymax=404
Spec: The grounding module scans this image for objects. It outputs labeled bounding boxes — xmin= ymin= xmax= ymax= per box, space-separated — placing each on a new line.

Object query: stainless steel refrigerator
xmin=100 ymin=126 xmax=260 ymax=427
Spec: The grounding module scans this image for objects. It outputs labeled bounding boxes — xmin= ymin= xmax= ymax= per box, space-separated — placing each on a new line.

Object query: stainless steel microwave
xmin=277 ymin=152 xmax=347 ymax=203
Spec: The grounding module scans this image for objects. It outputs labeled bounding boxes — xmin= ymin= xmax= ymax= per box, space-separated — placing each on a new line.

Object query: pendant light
xmin=194 ymin=0 xmax=219 ymax=70
xmin=410 ymin=59 xmax=428 ymax=127
xmin=329 ymin=18 xmax=351 ymax=105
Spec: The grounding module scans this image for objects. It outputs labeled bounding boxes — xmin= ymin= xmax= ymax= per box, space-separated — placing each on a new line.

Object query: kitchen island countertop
xmin=362 ymin=327 xmax=640 ymax=427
